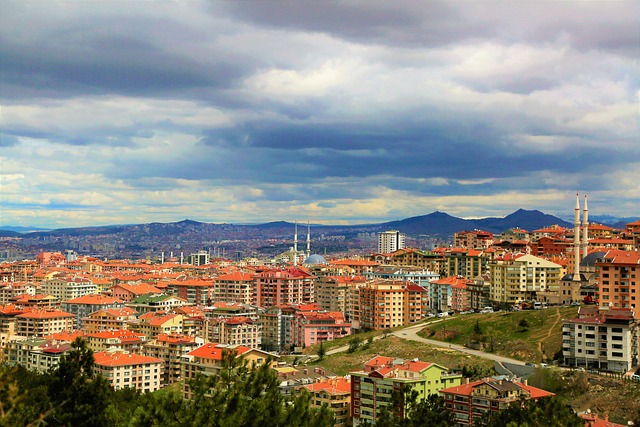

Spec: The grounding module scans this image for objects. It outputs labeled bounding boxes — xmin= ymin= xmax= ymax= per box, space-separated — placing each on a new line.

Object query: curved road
xmin=324 ymin=319 xmax=528 ymax=372
xmin=392 ymin=321 xmax=527 ymax=367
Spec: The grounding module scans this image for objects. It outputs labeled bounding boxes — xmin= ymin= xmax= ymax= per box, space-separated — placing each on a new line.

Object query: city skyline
xmin=1 ymin=1 xmax=638 ymax=229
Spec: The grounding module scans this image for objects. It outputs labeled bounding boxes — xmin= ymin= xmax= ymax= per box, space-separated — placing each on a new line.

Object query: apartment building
xmin=214 ymin=271 xmax=256 ymax=305
xmin=304 ymin=377 xmax=351 ymax=427
xmin=444 ymin=249 xmax=490 ymax=281
xmin=383 ymin=248 xmax=444 ymax=272
xmin=83 ymin=307 xmax=138 ymax=333
xmin=181 ymin=343 xmax=276 ymax=399
xmin=5 ymin=337 xmax=71 ymax=372
xmin=110 ymin=282 xmax=162 ymax=303
xmin=453 ymin=231 xmax=494 ymax=249
xmin=352 ymin=280 xmax=428 ymax=330
xmin=595 ymin=250 xmax=640 ymax=312
xmin=254 ymin=267 xmax=315 ymax=308
xmin=41 ymin=276 xmax=97 ymax=302
xmin=86 ymin=329 xmax=147 ymax=354
xmin=94 ymin=349 xmax=163 ymax=392
xmin=15 ymin=309 xmax=75 ymax=338
xmin=440 ymin=378 xmax=553 ymax=427
xmin=167 ymin=278 xmax=216 ymax=305
xmin=61 ymin=294 xmax=124 ymax=329
xmin=488 ymin=254 xmax=562 ymax=304
xmin=142 ymin=333 xmax=200 ymax=385
xmin=127 ymin=312 xmax=184 ymax=338
xmin=291 ymin=310 xmax=350 ymax=348
xmin=315 ymin=275 xmax=366 ymax=317
xmin=208 ymin=316 xmax=261 ymax=348
xmin=351 ymin=356 xmax=462 ymax=426
xmin=377 ymin=230 xmax=406 ymax=254
xmin=562 ymin=307 xmax=638 ymax=373
xmin=260 ymin=305 xmax=295 ymax=352
xmin=126 ymin=294 xmax=190 ymax=315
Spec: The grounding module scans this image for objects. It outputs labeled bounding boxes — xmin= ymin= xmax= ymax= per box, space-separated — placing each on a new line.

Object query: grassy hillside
xmin=303 ymin=335 xmax=494 ymax=377
xmin=417 ymin=307 xmax=579 ymax=363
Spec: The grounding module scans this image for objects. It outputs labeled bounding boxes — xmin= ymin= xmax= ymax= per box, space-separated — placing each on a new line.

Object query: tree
xmin=130 ymin=348 xmax=334 ymax=427
xmin=46 ymin=337 xmax=114 ymax=427
xmin=373 ymin=385 xmax=453 ymax=427
xmin=476 ymin=396 xmax=583 ymax=427
xmin=519 ymin=318 xmax=530 ymax=331
xmin=0 ymin=364 xmax=52 ymax=426
xmin=317 ymin=340 xmax=326 ymax=360
xmin=474 ymin=319 xmax=483 ymax=335
xmin=347 ymin=336 xmax=361 ymax=353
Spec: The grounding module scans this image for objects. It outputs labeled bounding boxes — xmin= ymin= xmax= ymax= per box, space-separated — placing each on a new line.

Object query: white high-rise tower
xmin=377 ymin=230 xmax=405 ymax=254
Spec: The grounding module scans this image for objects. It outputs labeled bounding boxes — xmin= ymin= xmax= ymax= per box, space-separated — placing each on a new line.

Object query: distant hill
xmin=0 ymin=230 xmax=22 ymax=238
xmin=380 ymin=209 xmax=571 ymax=236
xmin=10 ymin=209 xmax=577 ymax=240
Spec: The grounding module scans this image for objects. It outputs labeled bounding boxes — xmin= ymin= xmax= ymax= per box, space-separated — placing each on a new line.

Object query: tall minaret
xmin=582 ymin=194 xmax=589 ymax=260
xmin=306 ymin=221 xmax=311 ymax=260
xmin=293 ymin=221 xmax=298 ymax=266
xmin=573 ymin=192 xmax=581 ymax=281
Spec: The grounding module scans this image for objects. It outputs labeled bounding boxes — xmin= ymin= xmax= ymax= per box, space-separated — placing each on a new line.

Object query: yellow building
xmin=304 ymin=377 xmax=351 ymax=427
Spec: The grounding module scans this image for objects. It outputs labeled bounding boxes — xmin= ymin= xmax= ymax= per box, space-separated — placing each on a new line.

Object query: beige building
xmin=142 ymin=333 xmax=200 ymax=385
xmin=15 ymin=309 xmax=75 ymax=338
xmin=489 ymin=254 xmax=562 ymax=304
xmin=304 ymin=377 xmax=351 ymax=427
xmin=94 ymin=349 xmax=163 ymax=392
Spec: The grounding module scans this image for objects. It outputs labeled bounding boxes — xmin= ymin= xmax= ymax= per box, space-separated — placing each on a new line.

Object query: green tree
xmin=130 ymin=348 xmax=334 ymax=427
xmin=317 ymin=340 xmax=326 ymax=360
xmin=46 ymin=337 xmax=114 ymax=427
xmin=474 ymin=319 xmax=483 ymax=335
xmin=373 ymin=385 xmax=453 ymax=427
xmin=519 ymin=318 xmax=530 ymax=331
xmin=0 ymin=364 xmax=52 ymax=426
xmin=347 ymin=336 xmax=361 ymax=353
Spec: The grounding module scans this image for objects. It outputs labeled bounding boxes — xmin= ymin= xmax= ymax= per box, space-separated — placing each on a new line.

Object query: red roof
xmin=17 ymin=309 xmax=74 ymax=319
xmin=304 ymin=377 xmax=351 ymax=394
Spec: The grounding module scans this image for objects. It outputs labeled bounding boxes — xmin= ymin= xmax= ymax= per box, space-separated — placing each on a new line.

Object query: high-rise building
xmin=377 ymin=230 xmax=405 ymax=254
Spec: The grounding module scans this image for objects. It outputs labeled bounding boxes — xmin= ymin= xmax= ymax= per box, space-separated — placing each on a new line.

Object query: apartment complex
xmin=562 ymin=307 xmax=638 ymax=372
xmin=15 ymin=309 xmax=75 ymax=337
xmin=440 ymin=378 xmax=553 ymax=426
xmin=352 ymin=280 xmax=428 ymax=330
xmin=595 ymin=250 xmax=640 ymax=312
xmin=489 ymin=254 xmax=562 ymax=304
xmin=254 ymin=267 xmax=315 ymax=307
xmin=305 ymin=377 xmax=351 ymax=427
xmin=351 ymin=356 xmax=462 ymax=426
xmin=94 ymin=349 xmax=163 ymax=392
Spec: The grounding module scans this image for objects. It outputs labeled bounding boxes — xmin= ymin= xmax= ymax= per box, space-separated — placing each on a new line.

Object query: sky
xmin=1 ymin=1 xmax=639 ymax=229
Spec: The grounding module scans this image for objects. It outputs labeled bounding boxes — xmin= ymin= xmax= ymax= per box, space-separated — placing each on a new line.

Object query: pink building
xmin=254 ymin=267 xmax=315 ymax=307
xmin=291 ymin=310 xmax=350 ymax=348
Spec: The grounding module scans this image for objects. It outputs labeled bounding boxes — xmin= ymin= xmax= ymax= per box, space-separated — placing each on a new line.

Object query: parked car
xmin=632 ymin=375 xmax=640 ymax=381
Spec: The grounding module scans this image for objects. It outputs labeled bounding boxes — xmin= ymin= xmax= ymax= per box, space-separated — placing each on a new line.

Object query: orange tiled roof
xmin=304 ymin=377 xmax=350 ymax=394
xmin=63 ymin=294 xmax=123 ymax=305
xmin=17 ymin=309 xmax=74 ymax=319
xmin=45 ymin=330 xmax=85 ymax=341
xmin=187 ymin=343 xmax=252 ymax=360
xmin=94 ymin=351 xmax=161 ymax=367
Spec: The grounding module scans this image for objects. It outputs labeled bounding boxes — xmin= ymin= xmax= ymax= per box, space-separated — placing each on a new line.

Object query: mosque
xmin=276 ymin=222 xmax=327 ymax=266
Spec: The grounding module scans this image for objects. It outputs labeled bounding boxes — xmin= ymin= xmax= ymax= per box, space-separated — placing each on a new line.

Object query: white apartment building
xmin=377 ymin=230 xmax=405 ymax=254
xmin=489 ymin=254 xmax=562 ymax=304
xmin=94 ymin=349 xmax=163 ymax=392
xmin=562 ymin=308 xmax=638 ymax=373
xmin=41 ymin=276 xmax=97 ymax=302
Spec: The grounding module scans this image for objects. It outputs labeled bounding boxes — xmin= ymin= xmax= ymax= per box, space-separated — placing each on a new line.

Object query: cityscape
xmin=1 ymin=1 xmax=639 ymax=426
xmin=1 ymin=195 xmax=639 ymax=425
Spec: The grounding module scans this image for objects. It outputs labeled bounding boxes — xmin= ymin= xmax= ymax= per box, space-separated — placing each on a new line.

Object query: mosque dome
xmin=580 ymin=251 xmax=606 ymax=267
xmin=304 ymin=254 xmax=327 ymax=265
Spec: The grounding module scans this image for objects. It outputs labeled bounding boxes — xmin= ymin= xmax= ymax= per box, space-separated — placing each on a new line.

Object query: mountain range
xmin=0 ymin=209 xmax=597 ymax=239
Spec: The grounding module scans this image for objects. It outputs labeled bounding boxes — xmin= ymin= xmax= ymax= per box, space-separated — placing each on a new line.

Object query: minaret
xmin=573 ymin=193 xmax=581 ymax=281
xmin=161 ymin=251 xmax=165 ymax=264
xmin=293 ymin=221 xmax=298 ymax=266
xmin=582 ymin=194 xmax=589 ymax=260
xmin=306 ymin=221 xmax=311 ymax=260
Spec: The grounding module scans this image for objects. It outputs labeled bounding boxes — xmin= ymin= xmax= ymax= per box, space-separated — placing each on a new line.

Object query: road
xmin=323 ymin=319 xmax=528 ymax=373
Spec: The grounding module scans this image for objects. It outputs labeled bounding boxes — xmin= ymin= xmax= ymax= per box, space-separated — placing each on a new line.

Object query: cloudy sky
xmin=1 ymin=1 xmax=638 ymax=228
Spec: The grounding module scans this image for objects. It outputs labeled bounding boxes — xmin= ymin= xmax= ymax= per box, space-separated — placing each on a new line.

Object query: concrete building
xmin=454 ymin=230 xmax=494 ymax=249
xmin=214 ymin=271 xmax=256 ymax=305
xmin=377 ymin=230 xmax=405 ymax=254
xmin=41 ymin=276 xmax=97 ymax=302
xmin=291 ymin=310 xmax=350 ymax=348
xmin=166 ymin=278 xmax=215 ymax=305
xmin=440 ymin=377 xmax=553 ymax=427
xmin=351 ymin=356 xmax=462 ymax=426
xmin=142 ymin=333 xmax=200 ymax=385
xmin=488 ymin=254 xmax=562 ymax=305
xmin=61 ymin=294 xmax=124 ymax=329
xmin=352 ymin=280 xmax=428 ymax=331
xmin=15 ymin=309 xmax=75 ymax=338
xmin=94 ymin=349 xmax=163 ymax=392
xmin=562 ymin=307 xmax=638 ymax=372
xmin=304 ymin=377 xmax=351 ymax=427
xmin=595 ymin=249 xmax=640 ymax=312
xmin=254 ymin=267 xmax=315 ymax=308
